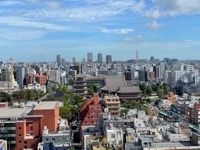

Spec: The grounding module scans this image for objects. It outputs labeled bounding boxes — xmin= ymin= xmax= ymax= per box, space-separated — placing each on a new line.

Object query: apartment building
xmin=103 ymin=95 xmax=120 ymax=116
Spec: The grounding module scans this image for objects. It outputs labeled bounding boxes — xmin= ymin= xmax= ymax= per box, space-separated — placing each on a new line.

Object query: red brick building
xmin=36 ymin=73 xmax=48 ymax=85
xmin=149 ymin=71 xmax=155 ymax=80
xmin=14 ymin=101 xmax=59 ymax=150
xmin=0 ymin=102 xmax=8 ymax=107
xmin=33 ymin=101 xmax=59 ymax=132
xmin=16 ymin=116 xmax=42 ymax=150
xmin=187 ymin=102 xmax=200 ymax=125
xmin=25 ymin=74 xmax=34 ymax=85
xmin=80 ymin=93 xmax=103 ymax=131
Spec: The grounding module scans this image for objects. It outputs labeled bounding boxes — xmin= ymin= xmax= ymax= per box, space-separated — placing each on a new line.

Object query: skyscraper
xmin=87 ymin=53 xmax=93 ymax=64
xmin=97 ymin=53 xmax=103 ymax=63
xmin=56 ymin=54 xmax=61 ymax=67
xmin=15 ymin=66 xmax=25 ymax=88
xmin=106 ymin=55 xmax=112 ymax=64
xmin=72 ymin=57 xmax=76 ymax=63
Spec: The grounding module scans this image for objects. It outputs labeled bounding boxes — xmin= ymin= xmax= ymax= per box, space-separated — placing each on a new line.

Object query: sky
xmin=0 ymin=0 xmax=200 ymax=62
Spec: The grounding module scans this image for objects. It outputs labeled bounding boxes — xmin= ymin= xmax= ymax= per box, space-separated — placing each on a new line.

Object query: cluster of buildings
xmin=1 ymin=53 xmax=200 ymax=95
xmin=1 ymin=53 xmax=200 ymax=150
xmin=0 ymin=101 xmax=71 ymax=150
xmin=79 ymin=93 xmax=200 ymax=150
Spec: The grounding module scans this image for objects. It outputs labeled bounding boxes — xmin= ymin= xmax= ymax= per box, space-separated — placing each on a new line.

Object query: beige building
xmin=104 ymin=95 xmax=120 ymax=116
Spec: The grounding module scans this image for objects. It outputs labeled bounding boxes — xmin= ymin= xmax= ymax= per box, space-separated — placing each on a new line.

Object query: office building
xmin=97 ymin=53 xmax=103 ymax=63
xmin=87 ymin=53 xmax=93 ymax=64
xmin=56 ymin=54 xmax=61 ymax=67
xmin=72 ymin=57 xmax=76 ymax=63
xmin=15 ymin=66 xmax=25 ymax=88
xmin=48 ymin=70 xmax=61 ymax=84
xmin=0 ymin=101 xmax=60 ymax=150
xmin=106 ymin=55 xmax=112 ymax=64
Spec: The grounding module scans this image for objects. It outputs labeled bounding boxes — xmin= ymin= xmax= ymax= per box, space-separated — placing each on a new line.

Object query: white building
xmin=48 ymin=70 xmax=61 ymax=84
xmin=105 ymin=125 xmax=123 ymax=149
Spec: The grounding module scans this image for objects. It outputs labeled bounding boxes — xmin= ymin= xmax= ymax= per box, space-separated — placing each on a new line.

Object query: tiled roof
xmin=80 ymin=99 xmax=93 ymax=112
xmin=75 ymin=73 xmax=84 ymax=78
xmin=101 ymin=76 xmax=126 ymax=92
xmin=118 ymin=86 xmax=141 ymax=93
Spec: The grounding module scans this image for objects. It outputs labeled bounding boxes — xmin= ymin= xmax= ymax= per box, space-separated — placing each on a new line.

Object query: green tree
xmin=139 ymin=83 xmax=147 ymax=97
xmin=0 ymin=92 xmax=12 ymax=102
xmin=120 ymin=108 xmax=129 ymax=116
xmin=26 ymin=90 xmax=36 ymax=100
xmin=146 ymin=86 xmax=153 ymax=96
xmin=68 ymin=77 xmax=75 ymax=86
xmin=157 ymin=85 xmax=163 ymax=98
xmin=13 ymin=90 xmax=27 ymax=102
xmin=163 ymin=84 xmax=170 ymax=95
xmin=88 ymin=86 xmax=94 ymax=95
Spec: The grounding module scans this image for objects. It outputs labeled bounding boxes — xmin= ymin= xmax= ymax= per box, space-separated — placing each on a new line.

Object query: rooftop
xmin=33 ymin=101 xmax=58 ymax=110
xmin=102 ymin=76 xmax=126 ymax=92
xmin=0 ymin=106 xmax=32 ymax=118
xmin=118 ymin=86 xmax=141 ymax=93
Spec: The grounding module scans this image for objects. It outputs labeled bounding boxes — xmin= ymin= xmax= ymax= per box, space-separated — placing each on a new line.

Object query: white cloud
xmin=123 ymin=38 xmax=133 ymax=43
xmin=0 ymin=17 xmax=69 ymax=30
xmin=148 ymin=0 xmax=200 ymax=18
xmin=144 ymin=9 xmax=161 ymax=18
xmin=0 ymin=29 xmax=46 ymax=41
xmin=98 ymin=27 xmax=134 ymax=34
xmin=122 ymin=35 xmax=143 ymax=43
xmin=0 ymin=1 xmax=24 ymax=6
xmin=20 ymin=0 xmax=135 ymax=21
xmin=132 ymin=0 xmax=145 ymax=13
xmin=183 ymin=39 xmax=192 ymax=43
xmin=45 ymin=1 xmax=61 ymax=9
xmin=132 ymin=0 xmax=200 ymax=18
xmin=146 ymin=20 xmax=162 ymax=29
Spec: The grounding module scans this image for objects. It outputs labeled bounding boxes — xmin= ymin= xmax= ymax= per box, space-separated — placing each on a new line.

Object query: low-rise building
xmin=103 ymin=95 xmax=120 ymax=116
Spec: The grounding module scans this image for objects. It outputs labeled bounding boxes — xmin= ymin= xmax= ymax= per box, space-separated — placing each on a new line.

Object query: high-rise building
xmin=106 ymin=55 xmax=112 ymax=64
xmin=56 ymin=54 xmax=61 ymax=67
xmin=1 ymin=68 xmax=11 ymax=81
xmin=72 ymin=57 xmax=76 ymax=63
xmin=15 ymin=66 xmax=25 ymax=88
xmin=97 ymin=53 xmax=103 ymax=63
xmin=61 ymin=58 xmax=66 ymax=66
xmin=48 ymin=70 xmax=61 ymax=84
xmin=87 ymin=53 xmax=93 ymax=64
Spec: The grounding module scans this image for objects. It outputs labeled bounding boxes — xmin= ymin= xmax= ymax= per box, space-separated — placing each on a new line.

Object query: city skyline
xmin=0 ymin=0 xmax=199 ymax=62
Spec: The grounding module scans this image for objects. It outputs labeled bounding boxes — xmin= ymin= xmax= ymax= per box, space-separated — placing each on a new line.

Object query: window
xmin=19 ymin=141 xmax=21 ymax=143
xmin=111 ymin=134 xmax=115 ymax=138
xmin=24 ymin=141 xmax=27 ymax=144
xmin=18 ymin=127 xmax=21 ymax=129
xmin=19 ymin=134 xmax=21 ymax=136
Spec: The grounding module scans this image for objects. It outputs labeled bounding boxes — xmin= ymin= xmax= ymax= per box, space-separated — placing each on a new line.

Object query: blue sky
xmin=0 ymin=0 xmax=199 ymax=62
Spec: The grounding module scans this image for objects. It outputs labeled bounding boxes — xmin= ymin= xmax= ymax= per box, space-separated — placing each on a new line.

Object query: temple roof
xmin=118 ymin=86 xmax=141 ymax=93
xmin=101 ymin=76 xmax=126 ymax=92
